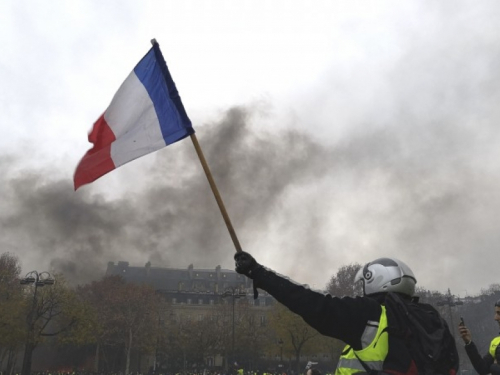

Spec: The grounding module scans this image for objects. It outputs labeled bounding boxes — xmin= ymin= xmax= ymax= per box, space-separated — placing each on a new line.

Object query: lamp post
xmin=437 ymin=288 xmax=463 ymax=334
xmin=437 ymin=288 xmax=466 ymax=371
xmin=20 ymin=271 xmax=55 ymax=375
xmin=153 ymin=316 xmax=163 ymax=374
xmin=220 ymin=287 xmax=246 ymax=368
xmin=150 ymin=298 xmax=165 ymax=375
xmin=278 ymin=339 xmax=284 ymax=367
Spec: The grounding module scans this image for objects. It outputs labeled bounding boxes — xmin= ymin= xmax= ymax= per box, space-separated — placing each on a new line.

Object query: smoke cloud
xmin=2 ymin=97 xmax=500 ymax=295
xmin=2 ymin=1 xmax=500 ymax=295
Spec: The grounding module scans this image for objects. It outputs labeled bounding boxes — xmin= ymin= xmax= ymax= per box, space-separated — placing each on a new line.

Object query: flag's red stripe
xmin=73 ymin=114 xmax=117 ymax=190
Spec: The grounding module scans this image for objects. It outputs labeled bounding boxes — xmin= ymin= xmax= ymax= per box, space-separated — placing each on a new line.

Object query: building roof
xmin=106 ymin=261 xmax=251 ymax=293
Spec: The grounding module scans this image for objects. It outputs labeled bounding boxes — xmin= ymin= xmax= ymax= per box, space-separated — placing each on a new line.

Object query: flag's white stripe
xmin=106 ymin=71 xmax=167 ymax=167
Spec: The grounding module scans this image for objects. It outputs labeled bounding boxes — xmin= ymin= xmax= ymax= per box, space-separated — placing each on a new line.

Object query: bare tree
xmin=268 ymin=303 xmax=320 ymax=373
xmin=19 ymin=273 xmax=86 ymax=375
xmin=325 ymin=263 xmax=362 ymax=297
xmin=0 ymin=253 xmax=24 ymax=375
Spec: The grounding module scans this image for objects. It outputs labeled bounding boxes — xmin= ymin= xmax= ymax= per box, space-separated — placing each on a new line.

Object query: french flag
xmin=74 ymin=41 xmax=194 ymax=190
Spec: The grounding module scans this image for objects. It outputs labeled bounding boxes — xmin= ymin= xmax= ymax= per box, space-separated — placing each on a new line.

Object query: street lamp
xmin=278 ymin=339 xmax=283 ymax=365
xmin=220 ymin=287 xmax=246 ymax=368
xmin=20 ymin=271 xmax=55 ymax=375
xmin=437 ymin=288 xmax=468 ymax=371
xmin=437 ymin=288 xmax=463 ymax=331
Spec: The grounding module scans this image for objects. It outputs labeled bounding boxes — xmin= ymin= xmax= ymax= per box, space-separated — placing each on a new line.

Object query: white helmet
xmin=354 ymin=257 xmax=417 ymax=297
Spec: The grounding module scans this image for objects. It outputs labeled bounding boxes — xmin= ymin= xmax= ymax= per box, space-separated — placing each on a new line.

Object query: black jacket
xmin=251 ymin=266 xmax=381 ymax=350
xmin=251 ymin=265 xmax=459 ymax=374
xmin=464 ymin=341 xmax=500 ymax=375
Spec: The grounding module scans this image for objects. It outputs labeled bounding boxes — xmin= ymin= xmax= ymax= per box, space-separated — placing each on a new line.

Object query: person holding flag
xmin=234 ymin=252 xmax=459 ymax=375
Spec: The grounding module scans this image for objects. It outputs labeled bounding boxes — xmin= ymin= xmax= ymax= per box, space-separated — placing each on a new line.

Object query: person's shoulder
xmin=337 ymin=295 xmax=383 ymax=317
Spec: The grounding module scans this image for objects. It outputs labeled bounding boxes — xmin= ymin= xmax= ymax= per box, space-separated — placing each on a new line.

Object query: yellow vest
xmin=489 ymin=336 xmax=500 ymax=358
xmin=335 ymin=306 xmax=389 ymax=375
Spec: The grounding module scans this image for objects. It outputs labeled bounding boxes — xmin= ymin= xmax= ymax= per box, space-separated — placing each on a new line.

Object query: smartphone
xmin=459 ymin=316 xmax=465 ymax=326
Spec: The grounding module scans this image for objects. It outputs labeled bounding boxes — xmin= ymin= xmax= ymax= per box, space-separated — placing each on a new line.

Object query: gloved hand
xmin=234 ymin=251 xmax=261 ymax=278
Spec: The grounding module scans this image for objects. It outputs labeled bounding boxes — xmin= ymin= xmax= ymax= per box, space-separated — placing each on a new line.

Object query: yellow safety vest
xmin=335 ymin=306 xmax=389 ymax=375
xmin=489 ymin=336 xmax=500 ymax=358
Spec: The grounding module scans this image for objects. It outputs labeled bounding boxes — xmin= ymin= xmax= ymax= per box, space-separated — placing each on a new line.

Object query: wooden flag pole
xmin=149 ymin=39 xmax=241 ymax=252
xmin=190 ymin=134 xmax=243 ymax=253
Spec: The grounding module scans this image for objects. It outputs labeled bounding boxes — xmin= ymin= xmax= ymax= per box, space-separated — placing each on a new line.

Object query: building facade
xmin=105 ymin=260 xmax=275 ymax=306
xmin=105 ymin=261 xmax=277 ymax=371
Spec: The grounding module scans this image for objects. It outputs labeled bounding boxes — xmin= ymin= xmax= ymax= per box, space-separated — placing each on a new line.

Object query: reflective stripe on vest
xmin=335 ymin=306 xmax=389 ymax=375
xmin=337 ymin=358 xmax=383 ymax=372
xmin=489 ymin=336 xmax=500 ymax=358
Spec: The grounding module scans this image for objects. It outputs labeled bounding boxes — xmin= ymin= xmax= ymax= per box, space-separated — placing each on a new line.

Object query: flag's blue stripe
xmin=151 ymin=43 xmax=193 ymax=133
xmin=134 ymin=48 xmax=194 ymax=145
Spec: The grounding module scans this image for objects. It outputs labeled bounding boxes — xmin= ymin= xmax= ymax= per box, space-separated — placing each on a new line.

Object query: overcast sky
xmin=1 ymin=1 xmax=500 ymax=297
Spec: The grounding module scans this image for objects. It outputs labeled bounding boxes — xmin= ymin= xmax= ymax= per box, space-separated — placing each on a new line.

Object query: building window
xmin=260 ymin=315 xmax=266 ymax=326
xmin=209 ymin=299 xmax=214 ymax=305
xmin=198 ymin=299 xmax=203 ymax=305
xmin=172 ymin=298 xmax=176 ymax=304
xmin=187 ymin=298 xmax=191 ymax=304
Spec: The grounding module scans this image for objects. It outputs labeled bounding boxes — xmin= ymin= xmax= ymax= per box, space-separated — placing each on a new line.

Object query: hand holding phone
xmin=459 ymin=317 xmax=465 ymax=326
